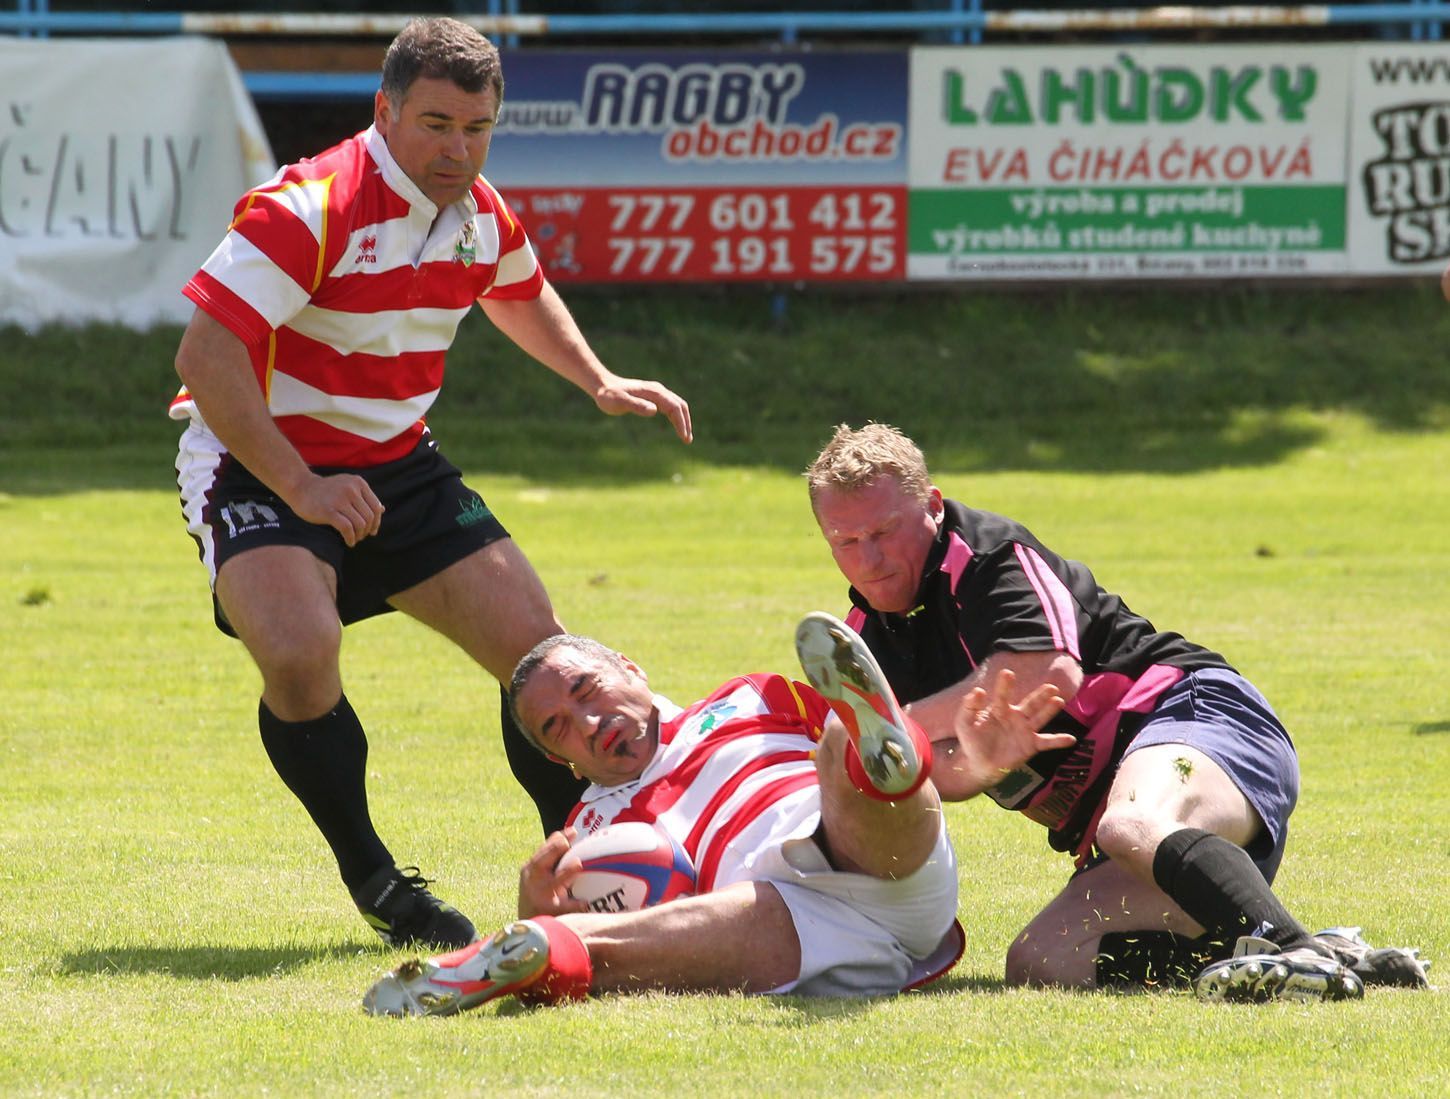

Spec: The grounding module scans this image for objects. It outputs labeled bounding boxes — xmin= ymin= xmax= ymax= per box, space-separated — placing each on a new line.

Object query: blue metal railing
xmin=2 ymin=5 xmax=1446 ymax=40
xmin=2 ymin=4 xmax=1443 ymax=84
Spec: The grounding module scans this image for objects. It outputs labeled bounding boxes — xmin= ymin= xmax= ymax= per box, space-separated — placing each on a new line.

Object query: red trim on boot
xmin=516 ymin=916 xmax=594 ymax=1005
xmin=842 ymin=715 xmax=934 ymax=802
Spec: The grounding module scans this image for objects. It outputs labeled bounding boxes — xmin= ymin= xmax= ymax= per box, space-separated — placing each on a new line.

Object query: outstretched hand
xmin=516 ymin=828 xmax=590 ymax=918
xmin=594 ymin=376 xmax=693 ymax=443
xmin=939 ymin=668 xmax=1074 ymax=800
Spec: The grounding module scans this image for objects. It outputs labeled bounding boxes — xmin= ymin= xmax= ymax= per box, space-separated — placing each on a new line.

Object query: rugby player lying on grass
xmin=363 ymin=614 xmax=1067 ymax=1015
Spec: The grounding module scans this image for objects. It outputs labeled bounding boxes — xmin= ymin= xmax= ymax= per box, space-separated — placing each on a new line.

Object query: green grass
xmin=2 ymin=285 xmax=1448 ymax=1096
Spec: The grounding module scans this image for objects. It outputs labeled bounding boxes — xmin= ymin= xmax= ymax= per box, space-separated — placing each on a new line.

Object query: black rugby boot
xmin=352 ymin=865 xmax=477 ymax=950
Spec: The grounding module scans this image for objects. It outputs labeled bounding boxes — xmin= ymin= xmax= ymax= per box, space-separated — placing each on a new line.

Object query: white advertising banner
xmin=907 ymin=45 xmax=1353 ymax=281
xmin=0 ymin=37 xmax=275 ymax=330
xmin=1348 ymin=43 xmax=1450 ymax=276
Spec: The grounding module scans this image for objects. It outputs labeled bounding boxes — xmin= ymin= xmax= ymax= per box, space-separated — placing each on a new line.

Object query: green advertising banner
xmin=907 ymin=45 xmax=1351 ymax=280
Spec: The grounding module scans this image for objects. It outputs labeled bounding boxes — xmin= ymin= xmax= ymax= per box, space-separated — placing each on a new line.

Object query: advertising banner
xmin=0 ymin=36 xmax=275 ymax=330
xmin=906 ymin=45 xmax=1351 ymax=281
xmin=1348 ymin=43 xmax=1450 ymax=276
xmin=487 ymin=50 xmax=909 ymax=283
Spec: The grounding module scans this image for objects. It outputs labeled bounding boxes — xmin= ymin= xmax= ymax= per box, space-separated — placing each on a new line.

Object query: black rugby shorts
xmin=189 ymin=435 xmax=509 ymax=636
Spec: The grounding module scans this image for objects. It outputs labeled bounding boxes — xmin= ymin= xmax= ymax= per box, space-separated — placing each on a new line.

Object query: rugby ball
xmin=559 ymin=822 xmax=696 ymax=913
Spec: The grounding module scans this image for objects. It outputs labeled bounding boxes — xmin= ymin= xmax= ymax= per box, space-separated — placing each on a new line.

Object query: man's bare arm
xmin=481 ymin=282 xmax=692 ymax=443
xmin=174 ymin=308 xmax=383 ymax=545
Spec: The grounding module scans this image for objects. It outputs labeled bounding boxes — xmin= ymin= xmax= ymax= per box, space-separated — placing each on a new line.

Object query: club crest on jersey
xmin=685 ymin=700 xmax=738 ymax=736
xmin=454 ymin=220 xmax=477 ymax=266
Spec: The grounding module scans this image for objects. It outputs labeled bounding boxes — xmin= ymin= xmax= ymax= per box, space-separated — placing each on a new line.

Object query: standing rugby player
xmin=171 ymin=18 xmax=690 ymax=950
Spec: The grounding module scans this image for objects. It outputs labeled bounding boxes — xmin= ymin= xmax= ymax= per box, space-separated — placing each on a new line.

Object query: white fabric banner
xmin=0 ymin=36 xmax=276 ymax=330
xmin=1347 ymin=43 xmax=1450 ymax=276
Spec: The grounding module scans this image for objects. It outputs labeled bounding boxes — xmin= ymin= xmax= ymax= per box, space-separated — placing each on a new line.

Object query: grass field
xmin=2 ymin=285 xmax=1448 ymax=1096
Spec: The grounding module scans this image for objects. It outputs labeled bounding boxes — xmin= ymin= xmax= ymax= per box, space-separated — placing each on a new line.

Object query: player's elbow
xmin=174 ymin=312 xmax=212 ymax=387
xmin=1045 ymin=654 xmax=1083 ymax=702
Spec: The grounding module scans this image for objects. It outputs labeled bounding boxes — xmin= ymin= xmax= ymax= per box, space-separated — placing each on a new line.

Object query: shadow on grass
xmin=59 ymin=942 xmax=375 ymax=980
xmin=5 ymin=282 xmax=1449 ymax=495
xmin=746 ymin=972 xmax=1014 ymax=1024
xmin=1413 ymin=721 xmax=1450 ymax=735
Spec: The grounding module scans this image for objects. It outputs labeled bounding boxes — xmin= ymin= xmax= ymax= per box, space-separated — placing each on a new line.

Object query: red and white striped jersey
xmin=566 ymin=674 xmax=834 ymax=895
xmin=169 ymin=125 xmax=543 ymax=467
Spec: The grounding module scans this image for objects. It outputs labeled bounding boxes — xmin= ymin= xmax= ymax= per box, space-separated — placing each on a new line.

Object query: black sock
xmin=1151 ymin=827 xmax=1326 ymax=955
xmin=258 ymin=695 xmax=392 ymax=892
xmin=1094 ymin=930 xmax=1227 ymax=989
xmin=499 ymin=684 xmax=588 ymax=835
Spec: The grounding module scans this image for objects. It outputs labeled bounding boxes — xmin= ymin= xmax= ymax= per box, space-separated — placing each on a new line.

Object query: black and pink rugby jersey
xmin=845 ymin=499 xmax=1230 ymax=864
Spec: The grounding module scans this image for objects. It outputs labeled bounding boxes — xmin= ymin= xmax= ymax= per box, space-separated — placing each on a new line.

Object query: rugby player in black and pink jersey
xmin=803 ymin=423 xmax=1429 ymax=1003
xmin=170 ymin=17 xmax=690 ymax=952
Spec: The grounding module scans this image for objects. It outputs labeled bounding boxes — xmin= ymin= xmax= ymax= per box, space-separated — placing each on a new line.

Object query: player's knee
xmin=1003 ymin=928 xmax=1092 ymax=989
xmin=1093 ymin=805 xmax=1161 ymax=874
xmin=1002 ymin=931 xmax=1037 ymax=986
xmin=1003 ymin=915 xmax=1065 ymax=987
xmin=249 ymin=619 xmax=342 ymax=701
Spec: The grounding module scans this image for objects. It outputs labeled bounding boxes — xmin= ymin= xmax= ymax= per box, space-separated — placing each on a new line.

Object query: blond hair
xmin=805 ymin=423 xmax=932 ymax=509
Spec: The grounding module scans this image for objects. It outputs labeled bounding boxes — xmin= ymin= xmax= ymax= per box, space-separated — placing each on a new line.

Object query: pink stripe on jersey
xmin=845 ymin=606 xmax=867 ymax=632
xmin=1064 ymin=665 xmax=1185 ymax=727
xmin=941 ymin=531 xmax=974 ymax=590
xmin=1023 ymin=662 xmax=1187 ymax=862
xmin=1064 ymin=671 xmax=1134 ymax=728
xmin=1014 ymin=542 xmax=1081 ymax=659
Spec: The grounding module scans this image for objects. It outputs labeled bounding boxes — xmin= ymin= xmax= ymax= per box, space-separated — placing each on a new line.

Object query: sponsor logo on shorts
xmin=219 ymin=499 xmax=281 ymax=538
xmin=455 ymin=494 xmax=494 ymax=528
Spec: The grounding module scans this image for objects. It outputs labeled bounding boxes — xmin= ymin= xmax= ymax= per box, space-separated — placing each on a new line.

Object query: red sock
xmin=516 ymin=916 xmax=594 ymax=1005
xmin=841 ymin=713 xmax=933 ymax=802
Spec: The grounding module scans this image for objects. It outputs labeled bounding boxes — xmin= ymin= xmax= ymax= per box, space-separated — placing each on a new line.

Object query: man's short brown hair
xmin=381 ymin=17 xmax=503 ymax=106
xmin=804 ymin=423 xmax=932 ymax=510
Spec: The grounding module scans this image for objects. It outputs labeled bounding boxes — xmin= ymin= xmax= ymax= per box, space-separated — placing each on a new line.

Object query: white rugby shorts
xmin=758 ymin=823 xmax=961 ymax=997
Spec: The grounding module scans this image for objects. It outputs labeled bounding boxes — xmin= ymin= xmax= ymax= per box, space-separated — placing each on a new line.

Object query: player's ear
xmin=619 ymin=655 xmax=648 ymax=685
xmin=927 ymin=486 xmax=945 ymax=524
xmin=374 ymin=89 xmax=393 ymax=135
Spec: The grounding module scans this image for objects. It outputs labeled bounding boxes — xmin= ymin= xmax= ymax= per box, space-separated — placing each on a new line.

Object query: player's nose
xmin=442 ymin=129 xmax=468 ymax=160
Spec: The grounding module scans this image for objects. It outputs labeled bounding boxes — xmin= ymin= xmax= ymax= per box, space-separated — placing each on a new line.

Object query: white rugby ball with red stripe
xmin=560 ymin=822 xmax=696 ymax=913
